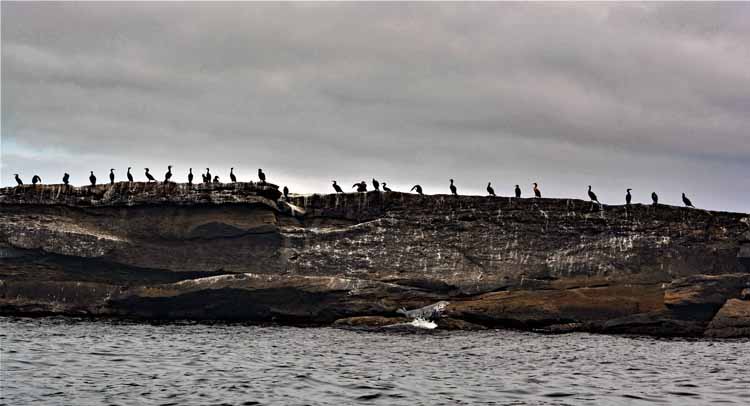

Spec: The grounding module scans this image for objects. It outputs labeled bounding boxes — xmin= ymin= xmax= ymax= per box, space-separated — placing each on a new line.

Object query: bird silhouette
xmin=32 ymin=175 xmax=41 ymax=185
xmin=258 ymin=168 xmax=266 ymax=183
xmin=487 ymin=182 xmax=495 ymax=197
xmin=411 ymin=184 xmax=423 ymax=195
xmin=188 ymin=168 xmax=194 ymax=184
xmin=372 ymin=178 xmax=380 ymax=191
xmin=283 ymin=186 xmax=289 ymax=199
xmin=332 ymin=181 xmax=344 ymax=193
xmin=449 ymin=179 xmax=457 ymax=196
xmin=62 ymin=173 xmax=70 ymax=185
xmin=230 ymin=168 xmax=237 ymax=183
xmin=205 ymin=168 xmax=211 ymax=184
xmin=682 ymin=193 xmax=695 ymax=208
xmin=213 ymin=175 xmax=220 ymax=183
xmin=127 ymin=167 xmax=134 ymax=182
xmin=626 ymin=189 xmax=632 ymax=205
xmin=14 ymin=174 xmax=23 ymax=186
xmin=651 ymin=192 xmax=658 ymax=206
xmin=145 ymin=168 xmax=156 ymax=182
xmin=352 ymin=181 xmax=367 ymax=192
xmin=515 ymin=185 xmax=521 ymax=198
xmin=533 ymin=183 xmax=541 ymax=198
xmin=109 ymin=169 xmax=115 ymax=185
xmin=382 ymin=182 xmax=392 ymax=192
xmin=588 ymin=185 xmax=600 ymax=204
xmin=164 ymin=165 xmax=173 ymax=183
xmin=89 ymin=171 xmax=97 ymax=186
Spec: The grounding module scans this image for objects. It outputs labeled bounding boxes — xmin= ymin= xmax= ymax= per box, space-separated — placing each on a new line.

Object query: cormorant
xmin=213 ymin=175 xmax=220 ymax=183
xmin=533 ymin=183 xmax=541 ymax=198
xmin=515 ymin=185 xmax=521 ymax=198
xmin=682 ymin=193 xmax=695 ymax=208
xmin=144 ymin=168 xmax=156 ymax=182
xmin=188 ymin=168 xmax=194 ymax=184
xmin=32 ymin=175 xmax=41 ymax=185
xmin=372 ymin=178 xmax=380 ymax=191
xmin=487 ymin=182 xmax=495 ymax=197
xmin=626 ymin=189 xmax=632 ymax=205
xmin=63 ymin=173 xmax=70 ymax=185
xmin=283 ymin=186 xmax=289 ymax=199
xmin=449 ymin=179 xmax=457 ymax=196
xmin=89 ymin=171 xmax=97 ymax=186
xmin=588 ymin=185 xmax=600 ymax=204
xmin=411 ymin=184 xmax=423 ymax=195
xmin=332 ymin=181 xmax=344 ymax=193
xmin=109 ymin=169 xmax=115 ymax=185
xmin=382 ymin=182 xmax=392 ymax=192
xmin=258 ymin=168 xmax=266 ymax=183
xmin=164 ymin=165 xmax=173 ymax=183
xmin=127 ymin=167 xmax=134 ymax=182
xmin=352 ymin=181 xmax=367 ymax=192
xmin=14 ymin=174 xmax=23 ymax=186
xmin=651 ymin=192 xmax=658 ymax=206
xmin=205 ymin=168 xmax=211 ymax=184
xmin=230 ymin=168 xmax=237 ymax=183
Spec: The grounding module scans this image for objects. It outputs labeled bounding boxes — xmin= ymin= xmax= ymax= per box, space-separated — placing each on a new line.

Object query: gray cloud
xmin=2 ymin=3 xmax=749 ymax=212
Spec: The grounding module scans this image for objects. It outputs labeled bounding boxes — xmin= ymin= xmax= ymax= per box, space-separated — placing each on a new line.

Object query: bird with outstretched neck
xmin=487 ymin=182 xmax=495 ymax=197
xmin=332 ymin=181 xmax=344 ymax=193
xmin=515 ymin=185 xmax=521 ymax=198
xmin=533 ymin=183 xmax=541 ymax=198
xmin=682 ymin=193 xmax=695 ymax=208
xmin=382 ymin=182 xmax=392 ymax=192
xmin=411 ymin=184 xmax=423 ymax=195
xmin=588 ymin=185 xmax=600 ymax=205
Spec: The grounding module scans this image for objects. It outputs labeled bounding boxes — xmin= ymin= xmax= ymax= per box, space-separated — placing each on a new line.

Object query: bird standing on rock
xmin=32 ymin=175 xmax=41 ymax=185
xmin=515 ymin=185 xmax=521 ymax=198
xmin=533 ymin=183 xmax=541 ymax=198
xmin=164 ymin=165 xmax=173 ymax=183
xmin=109 ymin=169 xmax=115 ymax=185
xmin=626 ymin=189 xmax=632 ymax=206
xmin=213 ymin=175 xmax=220 ymax=183
xmin=188 ymin=168 xmax=194 ymax=184
xmin=487 ymin=182 xmax=495 ymax=197
xmin=205 ymin=168 xmax=211 ymax=184
xmin=372 ymin=178 xmax=380 ymax=191
xmin=651 ymin=192 xmax=658 ymax=206
xmin=145 ymin=168 xmax=156 ymax=182
xmin=382 ymin=182 xmax=392 ymax=192
xmin=15 ymin=174 xmax=23 ymax=186
xmin=353 ymin=181 xmax=367 ymax=192
xmin=411 ymin=184 xmax=423 ymax=195
xmin=588 ymin=185 xmax=600 ymax=205
xmin=332 ymin=181 xmax=344 ymax=193
xmin=63 ymin=173 xmax=70 ymax=185
xmin=258 ymin=168 xmax=266 ymax=183
xmin=89 ymin=171 xmax=97 ymax=186
xmin=283 ymin=186 xmax=289 ymax=199
xmin=127 ymin=167 xmax=134 ymax=182
xmin=230 ymin=168 xmax=237 ymax=183
xmin=682 ymin=193 xmax=695 ymax=208
xmin=449 ymin=179 xmax=457 ymax=195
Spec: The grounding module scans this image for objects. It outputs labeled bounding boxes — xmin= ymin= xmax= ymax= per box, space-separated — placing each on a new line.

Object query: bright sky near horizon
xmin=2 ymin=3 xmax=748 ymax=213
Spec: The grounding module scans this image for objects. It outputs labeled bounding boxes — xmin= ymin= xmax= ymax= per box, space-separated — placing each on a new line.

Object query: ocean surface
xmin=2 ymin=317 xmax=749 ymax=405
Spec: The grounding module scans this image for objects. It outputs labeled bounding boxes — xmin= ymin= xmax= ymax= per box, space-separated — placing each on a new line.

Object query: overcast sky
xmin=2 ymin=3 xmax=748 ymax=212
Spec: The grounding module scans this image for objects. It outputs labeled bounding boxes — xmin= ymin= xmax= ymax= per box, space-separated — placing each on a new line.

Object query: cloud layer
xmin=2 ymin=3 xmax=749 ymax=212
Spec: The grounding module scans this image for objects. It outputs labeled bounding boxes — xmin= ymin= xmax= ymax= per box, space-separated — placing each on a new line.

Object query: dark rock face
xmin=1 ymin=184 xmax=749 ymax=337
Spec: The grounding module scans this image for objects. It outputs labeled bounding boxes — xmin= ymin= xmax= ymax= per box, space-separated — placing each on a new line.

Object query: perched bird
xmin=32 ymin=175 xmax=41 ymax=185
xmin=109 ymin=169 xmax=115 ymax=185
xmin=283 ymin=186 xmax=289 ymax=199
xmin=682 ymin=193 xmax=695 ymax=208
xmin=651 ymin=192 xmax=658 ymax=206
xmin=515 ymin=185 xmax=521 ymax=198
xmin=127 ymin=167 xmax=134 ymax=182
xmin=332 ymin=180 xmax=344 ymax=193
xmin=533 ymin=182 xmax=541 ymax=198
xmin=382 ymin=182 xmax=392 ymax=192
xmin=164 ymin=165 xmax=173 ymax=183
xmin=205 ymin=168 xmax=211 ymax=184
xmin=352 ymin=181 xmax=367 ymax=192
xmin=487 ymin=182 xmax=495 ymax=197
xmin=258 ymin=168 xmax=266 ymax=183
xmin=588 ymin=185 xmax=600 ymax=204
xmin=144 ymin=168 xmax=156 ymax=182
xmin=230 ymin=168 xmax=237 ymax=183
xmin=626 ymin=189 xmax=632 ymax=205
xmin=213 ymin=175 xmax=220 ymax=183
xmin=62 ymin=173 xmax=70 ymax=185
xmin=89 ymin=171 xmax=97 ymax=186
xmin=449 ymin=179 xmax=457 ymax=195
xmin=14 ymin=174 xmax=23 ymax=186
xmin=372 ymin=178 xmax=380 ymax=191
xmin=411 ymin=184 xmax=423 ymax=195
xmin=188 ymin=168 xmax=194 ymax=184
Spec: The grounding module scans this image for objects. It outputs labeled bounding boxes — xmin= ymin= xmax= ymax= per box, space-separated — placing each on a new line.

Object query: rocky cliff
xmin=2 ymin=182 xmax=749 ymax=337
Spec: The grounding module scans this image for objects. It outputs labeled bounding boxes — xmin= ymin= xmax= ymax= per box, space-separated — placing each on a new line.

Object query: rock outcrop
xmin=1 ymin=183 xmax=749 ymax=337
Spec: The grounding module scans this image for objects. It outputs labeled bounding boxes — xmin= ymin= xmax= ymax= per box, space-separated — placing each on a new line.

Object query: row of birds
xmin=11 ymin=168 xmax=698 ymax=208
